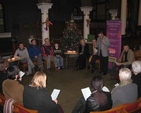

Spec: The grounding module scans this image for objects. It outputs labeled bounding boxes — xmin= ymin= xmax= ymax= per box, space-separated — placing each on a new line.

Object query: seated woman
xmin=72 ymin=76 xmax=112 ymax=113
xmin=23 ymin=71 xmax=63 ymax=113
xmin=76 ymin=39 xmax=89 ymax=70
xmin=132 ymin=61 xmax=141 ymax=98
xmin=2 ymin=65 xmax=23 ymax=104
xmin=88 ymin=39 xmax=98 ymax=73
xmin=112 ymin=68 xmax=138 ymax=107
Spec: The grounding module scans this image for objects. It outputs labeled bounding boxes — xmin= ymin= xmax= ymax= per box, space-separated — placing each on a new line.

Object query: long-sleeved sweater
xmin=14 ymin=47 xmax=29 ymax=58
xmin=28 ymin=45 xmax=42 ymax=59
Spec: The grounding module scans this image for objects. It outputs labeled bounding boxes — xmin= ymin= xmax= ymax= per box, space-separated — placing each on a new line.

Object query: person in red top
xmin=41 ymin=38 xmax=58 ymax=73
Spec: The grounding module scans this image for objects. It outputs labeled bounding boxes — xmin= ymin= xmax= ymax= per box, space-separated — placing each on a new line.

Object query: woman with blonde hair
xmin=23 ymin=71 xmax=63 ymax=113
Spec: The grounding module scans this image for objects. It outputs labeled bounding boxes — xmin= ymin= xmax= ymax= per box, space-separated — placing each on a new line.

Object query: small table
xmin=8 ymin=57 xmax=24 ymax=66
xmin=64 ymin=52 xmax=78 ymax=68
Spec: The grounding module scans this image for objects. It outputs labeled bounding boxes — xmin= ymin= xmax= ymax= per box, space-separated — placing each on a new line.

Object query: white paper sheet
xmin=81 ymin=87 xmax=91 ymax=101
xmin=102 ymin=86 xmax=110 ymax=92
xmin=51 ymin=89 xmax=60 ymax=100
xmin=19 ymin=71 xmax=25 ymax=78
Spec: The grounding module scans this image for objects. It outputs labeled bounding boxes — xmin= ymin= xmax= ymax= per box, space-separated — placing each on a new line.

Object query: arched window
xmin=0 ymin=3 xmax=4 ymax=32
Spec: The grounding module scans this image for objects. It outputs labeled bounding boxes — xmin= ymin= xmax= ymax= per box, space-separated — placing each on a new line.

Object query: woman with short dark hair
xmin=72 ymin=76 xmax=112 ymax=113
xmin=2 ymin=65 xmax=24 ymax=104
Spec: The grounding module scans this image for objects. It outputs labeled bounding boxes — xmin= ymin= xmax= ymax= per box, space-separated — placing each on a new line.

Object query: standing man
xmin=28 ymin=39 xmax=44 ymax=71
xmin=41 ymin=38 xmax=58 ymax=73
xmin=97 ymin=31 xmax=110 ymax=75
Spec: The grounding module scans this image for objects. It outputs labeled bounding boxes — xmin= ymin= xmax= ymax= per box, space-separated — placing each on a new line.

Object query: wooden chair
xmin=122 ymin=97 xmax=141 ymax=113
xmin=90 ymin=104 xmax=123 ymax=113
xmin=0 ymin=93 xmax=6 ymax=106
xmin=86 ymin=58 xmax=100 ymax=70
xmin=20 ymin=61 xmax=37 ymax=73
xmin=13 ymin=102 xmax=38 ymax=113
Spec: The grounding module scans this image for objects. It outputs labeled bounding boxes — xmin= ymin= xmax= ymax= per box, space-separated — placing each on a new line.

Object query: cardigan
xmin=2 ymin=79 xmax=24 ymax=104
xmin=112 ymin=83 xmax=137 ymax=107
xmin=23 ymin=85 xmax=59 ymax=113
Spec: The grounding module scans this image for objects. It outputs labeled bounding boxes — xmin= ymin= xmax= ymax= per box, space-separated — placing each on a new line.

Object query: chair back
xmin=90 ymin=105 xmax=123 ymax=113
xmin=122 ymin=97 xmax=141 ymax=113
xmin=0 ymin=93 xmax=6 ymax=106
xmin=13 ymin=102 xmax=38 ymax=113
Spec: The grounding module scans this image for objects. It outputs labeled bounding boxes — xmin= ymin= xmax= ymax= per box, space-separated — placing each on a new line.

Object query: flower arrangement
xmin=86 ymin=18 xmax=91 ymax=27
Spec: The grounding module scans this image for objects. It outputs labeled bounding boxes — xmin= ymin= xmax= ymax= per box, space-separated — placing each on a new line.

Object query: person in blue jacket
xmin=28 ymin=39 xmax=44 ymax=71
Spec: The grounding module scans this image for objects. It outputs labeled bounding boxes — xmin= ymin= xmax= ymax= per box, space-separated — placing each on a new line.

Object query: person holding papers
xmin=111 ymin=68 xmax=137 ymax=107
xmin=2 ymin=65 xmax=24 ymax=104
xmin=23 ymin=71 xmax=63 ymax=113
xmin=72 ymin=76 xmax=112 ymax=113
xmin=54 ymin=43 xmax=64 ymax=70
xmin=109 ymin=44 xmax=134 ymax=80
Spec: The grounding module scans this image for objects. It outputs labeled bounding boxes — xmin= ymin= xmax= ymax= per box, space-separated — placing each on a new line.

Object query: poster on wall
xmin=106 ymin=20 xmax=122 ymax=69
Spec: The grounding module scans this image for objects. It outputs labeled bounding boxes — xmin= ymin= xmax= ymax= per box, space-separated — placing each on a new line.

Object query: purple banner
xmin=106 ymin=20 xmax=122 ymax=69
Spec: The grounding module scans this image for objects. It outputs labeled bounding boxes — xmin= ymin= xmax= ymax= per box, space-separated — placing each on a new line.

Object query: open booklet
xmin=51 ymin=89 xmax=60 ymax=100
xmin=19 ymin=71 xmax=25 ymax=78
xmin=81 ymin=86 xmax=110 ymax=101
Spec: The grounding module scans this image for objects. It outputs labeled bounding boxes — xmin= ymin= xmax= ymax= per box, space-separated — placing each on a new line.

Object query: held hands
xmin=54 ymin=100 xmax=58 ymax=104
xmin=116 ymin=62 xmax=123 ymax=66
xmin=102 ymin=39 xmax=105 ymax=43
xmin=34 ymin=56 xmax=38 ymax=58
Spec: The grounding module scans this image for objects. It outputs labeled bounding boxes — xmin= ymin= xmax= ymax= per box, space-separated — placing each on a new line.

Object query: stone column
xmin=121 ymin=0 xmax=127 ymax=35
xmin=109 ymin=9 xmax=118 ymax=20
xmin=80 ymin=6 xmax=93 ymax=41
xmin=37 ymin=3 xmax=53 ymax=44
xmin=138 ymin=0 xmax=141 ymax=25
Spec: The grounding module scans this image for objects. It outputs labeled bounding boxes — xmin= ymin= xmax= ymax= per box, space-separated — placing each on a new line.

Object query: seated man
xmin=109 ymin=44 xmax=135 ymax=80
xmin=87 ymin=39 xmax=98 ymax=73
xmin=111 ymin=68 xmax=137 ymax=107
xmin=41 ymin=38 xmax=58 ymax=73
xmin=54 ymin=43 xmax=64 ymax=69
xmin=14 ymin=42 xmax=35 ymax=75
xmin=76 ymin=39 xmax=89 ymax=70
xmin=28 ymin=39 xmax=44 ymax=71
xmin=2 ymin=66 xmax=24 ymax=104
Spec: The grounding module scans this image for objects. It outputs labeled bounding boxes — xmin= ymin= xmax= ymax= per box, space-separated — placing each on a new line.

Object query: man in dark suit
xmin=97 ymin=31 xmax=110 ymax=75
xmin=76 ymin=39 xmax=89 ymax=70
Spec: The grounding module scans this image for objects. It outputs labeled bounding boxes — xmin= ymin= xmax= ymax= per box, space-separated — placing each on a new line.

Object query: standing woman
xmin=76 ymin=39 xmax=89 ymax=70
xmin=97 ymin=31 xmax=110 ymax=75
xmin=23 ymin=71 xmax=63 ymax=113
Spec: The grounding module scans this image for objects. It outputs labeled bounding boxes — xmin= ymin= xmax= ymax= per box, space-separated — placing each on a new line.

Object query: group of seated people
xmin=14 ymin=38 xmax=64 ymax=75
xmin=0 ymin=61 xmax=141 ymax=113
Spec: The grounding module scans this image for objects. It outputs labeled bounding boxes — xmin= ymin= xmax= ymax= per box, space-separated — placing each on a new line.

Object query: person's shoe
xmin=58 ymin=67 xmax=60 ymax=70
xmin=98 ymin=70 xmax=103 ymax=74
xmin=91 ymin=69 xmax=94 ymax=73
xmin=47 ymin=69 xmax=51 ymax=73
xmin=60 ymin=66 xmax=64 ymax=70
xmin=87 ymin=65 xmax=90 ymax=70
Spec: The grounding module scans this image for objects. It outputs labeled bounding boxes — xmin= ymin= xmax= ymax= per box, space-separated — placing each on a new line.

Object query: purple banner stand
xmin=106 ymin=20 xmax=122 ymax=69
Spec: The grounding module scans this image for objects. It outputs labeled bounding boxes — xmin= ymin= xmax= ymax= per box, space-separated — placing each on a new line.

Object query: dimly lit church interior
xmin=0 ymin=0 xmax=141 ymax=113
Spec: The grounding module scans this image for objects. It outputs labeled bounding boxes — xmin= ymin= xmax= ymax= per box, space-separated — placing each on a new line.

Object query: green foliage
xmin=60 ymin=20 xmax=82 ymax=51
